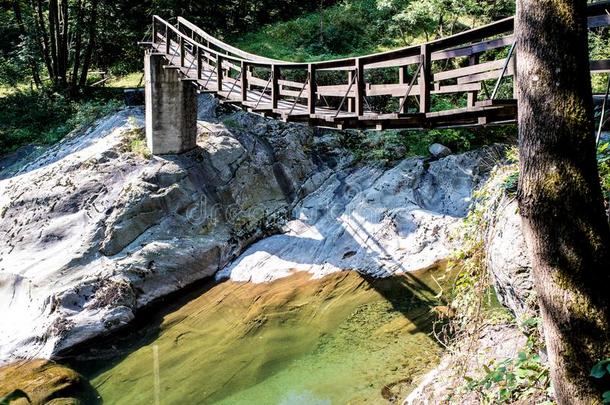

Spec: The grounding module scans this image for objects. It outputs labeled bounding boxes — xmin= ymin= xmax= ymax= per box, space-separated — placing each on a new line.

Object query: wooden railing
xmin=145 ymin=2 xmax=610 ymax=130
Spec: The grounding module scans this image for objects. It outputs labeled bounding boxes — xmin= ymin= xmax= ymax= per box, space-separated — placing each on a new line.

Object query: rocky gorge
xmin=0 ymin=95 xmax=538 ymax=403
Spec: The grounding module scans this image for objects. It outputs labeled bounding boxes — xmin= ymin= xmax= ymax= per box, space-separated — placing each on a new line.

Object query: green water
xmin=70 ymin=265 xmax=451 ymax=404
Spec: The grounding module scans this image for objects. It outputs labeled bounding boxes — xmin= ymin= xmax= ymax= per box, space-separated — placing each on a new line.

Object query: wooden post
xmin=355 ymin=58 xmax=365 ymax=116
xmin=308 ymin=64 xmax=317 ymax=114
xmin=467 ymin=54 xmax=480 ymax=107
xmin=165 ymin=26 xmax=170 ymax=55
xmin=179 ymin=36 xmax=185 ymax=67
xmin=216 ymin=54 xmax=223 ymax=91
xmin=241 ymin=61 xmax=248 ymax=102
xmin=512 ymin=52 xmax=518 ymax=99
xmin=398 ymin=65 xmax=408 ymax=113
xmin=419 ymin=44 xmax=431 ymax=113
xmin=247 ymin=66 xmax=254 ymax=90
xmin=348 ymin=70 xmax=355 ymax=113
xmin=152 ymin=17 xmax=157 ymax=44
xmin=271 ymin=65 xmax=280 ymax=109
xmin=196 ymin=47 xmax=202 ymax=80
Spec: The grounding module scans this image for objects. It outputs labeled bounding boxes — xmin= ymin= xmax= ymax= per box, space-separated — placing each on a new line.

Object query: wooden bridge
xmin=140 ymin=3 xmax=610 ymax=153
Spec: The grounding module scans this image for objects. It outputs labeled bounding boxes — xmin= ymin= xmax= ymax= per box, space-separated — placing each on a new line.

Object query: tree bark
xmin=70 ymin=0 xmax=84 ymax=92
xmin=48 ymin=0 xmax=60 ymax=85
xmin=79 ymin=0 xmax=99 ymax=87
xmin=33 ymin=0 xmax=54 ymax=81
xmin=11 ymin=0 xmax=42 ymax=87
xmin=516 ymin=1 xmax=610 ymax=404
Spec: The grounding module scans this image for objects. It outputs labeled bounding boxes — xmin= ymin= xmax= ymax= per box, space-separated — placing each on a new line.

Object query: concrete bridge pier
xmin=145 ymin=52 xmax=198 ymax=155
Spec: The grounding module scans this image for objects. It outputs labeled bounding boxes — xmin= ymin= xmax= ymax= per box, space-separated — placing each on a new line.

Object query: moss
xmin=0 ymin=360 xmax=99 ymax=404
xmin=118 ymin=126 xmax=151 ymax=159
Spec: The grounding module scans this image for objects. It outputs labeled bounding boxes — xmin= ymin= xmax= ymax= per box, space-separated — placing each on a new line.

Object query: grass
xmin=0 ymin=90 xmax=122 ymax=157
xmin=0 ymin=69 xmax=149 ymax=158
xmin=106 ymin=72 xmax=144 ymax=89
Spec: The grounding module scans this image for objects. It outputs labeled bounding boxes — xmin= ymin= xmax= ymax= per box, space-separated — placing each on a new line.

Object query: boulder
xmin=486 ymin=197 xmax=537 ymax=320
xmin=0 ymin=359 xmax=99 ymax=404
xmin=428 ymin=143 xmax=452 ymax=158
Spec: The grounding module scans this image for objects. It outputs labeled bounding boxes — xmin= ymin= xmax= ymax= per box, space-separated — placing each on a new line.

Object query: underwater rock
xmin=0 ymin=359 xmax=99 ymax=404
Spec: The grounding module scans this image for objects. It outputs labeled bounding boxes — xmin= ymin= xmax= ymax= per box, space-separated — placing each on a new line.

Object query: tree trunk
xmin=33 ymin=0 xmax=54 ymax=81
xmin=48 ymin=0 xmax=60 ymax=86
xmin=79 ymin=0 xmax=99 ymax=87
xmin=11 ymin=0 xmax=42 ymax=87
xmin=70 ymin=0 xmax=84 ymax=93
xmin=516 ymin=1 xmax=610 ymax=404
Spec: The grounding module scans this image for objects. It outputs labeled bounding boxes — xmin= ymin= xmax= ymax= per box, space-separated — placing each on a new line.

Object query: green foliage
xmin=235 ymin=0 xmax=514 ymax=62
xmin=502 ymin=171 xmax=519 ymax=195
xmin=339 ymin=126 xmax=515 ymax=165
xmin=463 ymin=318 xmax=552 ymax=404
xmin=591 ymin=358 xmax=610 ymax=404
xmin=0 ymin=90 xmax=121 ymax=156
xmin=119 ymin=122 xmax=151 ymax=159
xmin=598 ymin=142 xmax=610 ymax=202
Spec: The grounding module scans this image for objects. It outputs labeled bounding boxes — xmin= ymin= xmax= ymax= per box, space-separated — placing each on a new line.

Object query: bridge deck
xmin=144 ymin=2 xmax=609 ymax=130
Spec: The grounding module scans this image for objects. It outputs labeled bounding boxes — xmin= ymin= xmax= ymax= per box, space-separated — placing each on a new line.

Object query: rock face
xmin=404 ymin=323 xmax=527 ymax=405
xmin=486 ymin=197 xmax=536 ymax=320
xmin=219 ymin=147 xmax=500 ymax=282
xmin=0 ymin=97 xmax=340 ymax=364
xmin=0 ymin=94 xmax=500 ymax=365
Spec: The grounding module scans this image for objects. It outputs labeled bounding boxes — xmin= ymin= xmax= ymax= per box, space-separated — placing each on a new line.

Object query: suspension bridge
xmin=140 ymin=3 xmax=610 ymax=154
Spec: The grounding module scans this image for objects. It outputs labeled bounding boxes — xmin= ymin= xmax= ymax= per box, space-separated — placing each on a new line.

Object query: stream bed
xmin=68 ymin=263 xmax=452 ymax=404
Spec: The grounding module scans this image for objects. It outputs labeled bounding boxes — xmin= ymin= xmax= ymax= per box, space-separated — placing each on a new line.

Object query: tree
xmin=5 ymin=0 xmax=100 ymax=92
xmin=515 ymin=0 xmax=610 ymax=403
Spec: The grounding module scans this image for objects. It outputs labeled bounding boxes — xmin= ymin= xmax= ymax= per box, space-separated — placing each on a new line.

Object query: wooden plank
xmin=457 ymin=65 xmax=515 ymax=84
xmin=355 ymin=58 xmax=365 ymax=116
xmin=308 ymin=64 xmax=317 ymax=114
xmin=434 ymin=58 xmax=506 ymax=82
xmin=216 ymin=54 xmax=223 ymax=92
xmin=475 ymin=99 xmax=517 ymax=107
xmin=419 ymin=44 xmax=431 ymax=113
xmin=246 ymin=74 xmax=270 ymax=88
xmin=467 ymin=54 xmax=479 ymax=107
xmin=591 ymin=59 xmax=610 ymax=72
xmin=271 ymin=65 xmax=280 ymax=109
xmin=278 ymin=78 xmax=307 ymax=89
xmin=588 ymin=14 xmax=610 ymax=28
xmin=398 ymin=65 xmax=408 ymax=113
xmin=365 ymin=55 xmax=422 ymax=70
xmin=241 ymin=61 xmax=248 ymax=101
xmin=431 ymin=36 xmax=513 ymax=61
xmin=280 ymin=88 xmax=310 ymax=98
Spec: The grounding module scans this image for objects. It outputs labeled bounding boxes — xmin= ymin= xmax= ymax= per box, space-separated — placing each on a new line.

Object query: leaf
xmin=591 ymin=360 xmax=610 ymax=378
xmin=603 ymin=391 xmax=610 ymax=404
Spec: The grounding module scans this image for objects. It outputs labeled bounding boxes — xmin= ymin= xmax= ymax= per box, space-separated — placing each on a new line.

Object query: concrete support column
xmin=145 ymin=52 xmax=198 ymax=155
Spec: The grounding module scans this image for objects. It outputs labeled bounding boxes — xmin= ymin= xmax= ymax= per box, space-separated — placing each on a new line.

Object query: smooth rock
xmin=218 ymin=146 xmax=502 ymax=283
xmin=0 ymin=359 xmax=99 ymax=404
xmin=0 ymin=99 xmax=338 ymax=364
xmin=486 ymin=197 xmax=537 ymax=320
xmin=428 ymin=143 xmax=452 ymax=158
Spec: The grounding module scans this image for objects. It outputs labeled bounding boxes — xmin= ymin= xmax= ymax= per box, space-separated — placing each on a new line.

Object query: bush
xmin=0 ymin=90 xmax=121 ymax=156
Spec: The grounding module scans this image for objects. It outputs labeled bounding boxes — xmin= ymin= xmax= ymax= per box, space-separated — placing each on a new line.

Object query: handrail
xmin=177 ymin=17 xmax=282 ymax=64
